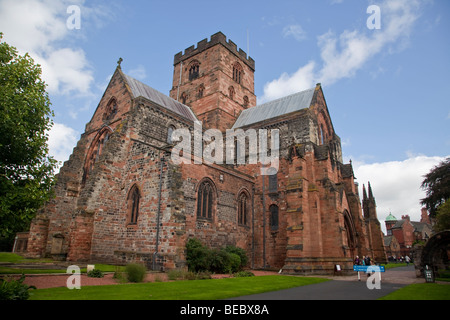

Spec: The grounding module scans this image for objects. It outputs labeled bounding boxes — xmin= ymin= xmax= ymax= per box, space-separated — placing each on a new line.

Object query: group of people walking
xmin=354 ymin=255 xmax=372 ymax=266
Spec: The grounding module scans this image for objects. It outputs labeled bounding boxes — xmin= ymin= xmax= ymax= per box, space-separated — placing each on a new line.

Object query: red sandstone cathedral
xmin=25 ymin=32 xmax=386 ymax=274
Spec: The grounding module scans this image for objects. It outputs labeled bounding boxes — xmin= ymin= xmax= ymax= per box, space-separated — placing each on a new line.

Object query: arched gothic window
xmin=269 ymin=204 xmax=279 ymax=230
xmin=238 ymin=191 xmax=249 ymax=226
xmin=82 ymin=127 xmax=111 ymax=185
xmin=243 ymin=96 xmax=249 ymax=108
xmin=197 ymin=180 xmax=214 ymax=220
xmin=198 ymin=84 xmax=205 ymax=98
xmin=233 ymin=62 xmax=243 ymax=84
xmin=127 ymin=184 xmax=141 ymax=225
xmin=103 ymin=98 xmax=118 ymax=121
xmin=189 ymin=61 xmax=200 ymax=81
xmin=181 ymin=92 xmax=187 ymax=104
xmin=228 ymin=86 xmax=235 ymax=100
xmin=268 ymin=168 xmax=278 ymax=193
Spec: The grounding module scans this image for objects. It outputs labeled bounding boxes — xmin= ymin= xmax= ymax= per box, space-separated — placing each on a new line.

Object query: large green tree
xmin=420 ymin=157 xmax=450 ymax=218
xmin=0 ymin=33 xmax=57 ymax=243
xmin=434 ymin=199 xmax=450 ymax=232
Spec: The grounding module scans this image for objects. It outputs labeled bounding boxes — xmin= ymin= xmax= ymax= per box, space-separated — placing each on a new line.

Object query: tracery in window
xmin=189 ymin=61 xmax=200 ymax=81
xmin=233 ymin=62 xmax=243 ymax=84
xmin=197 ymin=180 xmax=214 ymax=220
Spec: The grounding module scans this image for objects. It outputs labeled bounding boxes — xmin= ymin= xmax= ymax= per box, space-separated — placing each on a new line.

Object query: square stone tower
xmin=169 ymin=32 xmax=256 ymax=132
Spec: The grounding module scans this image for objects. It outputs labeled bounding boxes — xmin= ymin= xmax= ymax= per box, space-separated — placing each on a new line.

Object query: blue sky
xmin=1 ymin=0 xmax=449 ymax=230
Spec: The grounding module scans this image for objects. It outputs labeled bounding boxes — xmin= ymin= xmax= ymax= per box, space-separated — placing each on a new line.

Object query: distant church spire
xmin=368 ymin=181 xmax=374 ymax=200
xmin=362 ymin=184 xmax=368 ymax=201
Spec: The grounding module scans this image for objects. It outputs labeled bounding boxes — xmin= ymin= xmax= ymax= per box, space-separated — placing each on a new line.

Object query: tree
xmin=420 ymin=157 xmax=450 ymax=218
xmin=434 ymin=200 xmax=450 ymax=232
xmin=0 ymin=33 xmax=57 ymax=244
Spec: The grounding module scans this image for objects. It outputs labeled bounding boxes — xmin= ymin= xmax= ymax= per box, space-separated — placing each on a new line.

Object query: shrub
xmin=186 ymin=238 xmax=212 ymax=272
xmin=167 ymin=269 xmax=183 ymax=280
xmin=228 ymin=253 xmax=242 ymax=273
xmin=234 ymin=270 xmax=255 ymax=277
xmin=87 ymin=269 xmax=104 ymax=278
xmin=167 ymin=269 xmax=212 ymax=280
xmin=0 ymin=275 xmax=36 ymax=300
xmin=225 ymin=245 xmax=248 ymax=270
xmin=186 ymin=238 xmax=247 ymax=274
xmin=125 ymin=263 xmax=147 ymax=283
xmin=209 ymin=248 xmax=231 ymax=273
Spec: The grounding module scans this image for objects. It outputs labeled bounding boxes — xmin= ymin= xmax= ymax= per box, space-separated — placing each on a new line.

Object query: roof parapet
xmin=174 ymin=31 xmax=255 ymax=71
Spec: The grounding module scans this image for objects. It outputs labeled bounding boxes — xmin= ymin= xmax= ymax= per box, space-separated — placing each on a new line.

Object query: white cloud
xmin=128 ymin=65 xmax=147 ymax=80
xmin=261 ymin=61 xmax=316 ymax=103
xmin=282 ymin=24 xmax=307 ymax=42
xmin=353 ymin=155 xmax=447 ymax=234
xmin=47 ymin=122 xmax=79 ymax=169
xmin=0 ymin=0 xmax=104 ymax=96
xmin=260 ymin=0 xmax=422 ymax=103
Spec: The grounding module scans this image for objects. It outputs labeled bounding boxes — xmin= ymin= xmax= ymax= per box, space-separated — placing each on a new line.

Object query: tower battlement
xmin=174 ymin=32 xmax=255 ymax=71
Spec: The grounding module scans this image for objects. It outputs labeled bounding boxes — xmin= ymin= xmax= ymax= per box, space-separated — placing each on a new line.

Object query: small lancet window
xmin=180 ymin=92 xmax=187 ymax=104
xmin=128 ymin=185 xmax=140 ymax=225
xmin=243 ymin=96 xmax=249 ymax=108
xmin=270 ymin=204 xmax=279 ymax=230
xmin=228 ymin=86 xmax=235 ymax=100
xmin=198 ymin=84 xmax=205 ymax=98
xmin=238 ymin=192 xmax=249 ymax=226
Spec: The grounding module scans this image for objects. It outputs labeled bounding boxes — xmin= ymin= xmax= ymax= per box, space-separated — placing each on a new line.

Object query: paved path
xmin=232 ymin=266 xmax=422 ymax=300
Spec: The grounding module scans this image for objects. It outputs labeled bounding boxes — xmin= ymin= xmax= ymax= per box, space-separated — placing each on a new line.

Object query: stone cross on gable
xmin=117 ymin=57 xmax=123 ymax=68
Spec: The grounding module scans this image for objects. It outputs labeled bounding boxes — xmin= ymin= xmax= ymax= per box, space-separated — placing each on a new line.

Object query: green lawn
xmin=0 ymin=252 xmax=124 ymax=274
xmin=379 ymin=283 xmax=450 ymax=300
xmin=29 ymin=275 xmax=329 ymax=300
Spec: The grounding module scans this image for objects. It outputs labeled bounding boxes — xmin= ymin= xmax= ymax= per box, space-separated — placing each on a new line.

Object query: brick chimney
xmin=401 ymin=214 xmax=410 ymax=221
xmin=420 ymin=207 xmax=430 ymax=224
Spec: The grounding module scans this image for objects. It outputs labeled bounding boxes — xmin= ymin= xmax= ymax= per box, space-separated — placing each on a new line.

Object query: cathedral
xmin=25 ymin=32 xmax=386 ymax=274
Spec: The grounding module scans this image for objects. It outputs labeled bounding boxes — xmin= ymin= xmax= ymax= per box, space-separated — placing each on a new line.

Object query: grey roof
xmin=232 ymin=88 xmax=315 ymax=129
xmin=123 ymin=73 xmax=198 ymax=122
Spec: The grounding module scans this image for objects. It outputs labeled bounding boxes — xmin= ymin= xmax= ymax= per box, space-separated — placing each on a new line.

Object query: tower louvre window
xmin=189 ymin=61 xmax=200 ymax=81
xmin=233 ymin=62 xmax=243 ymax=84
